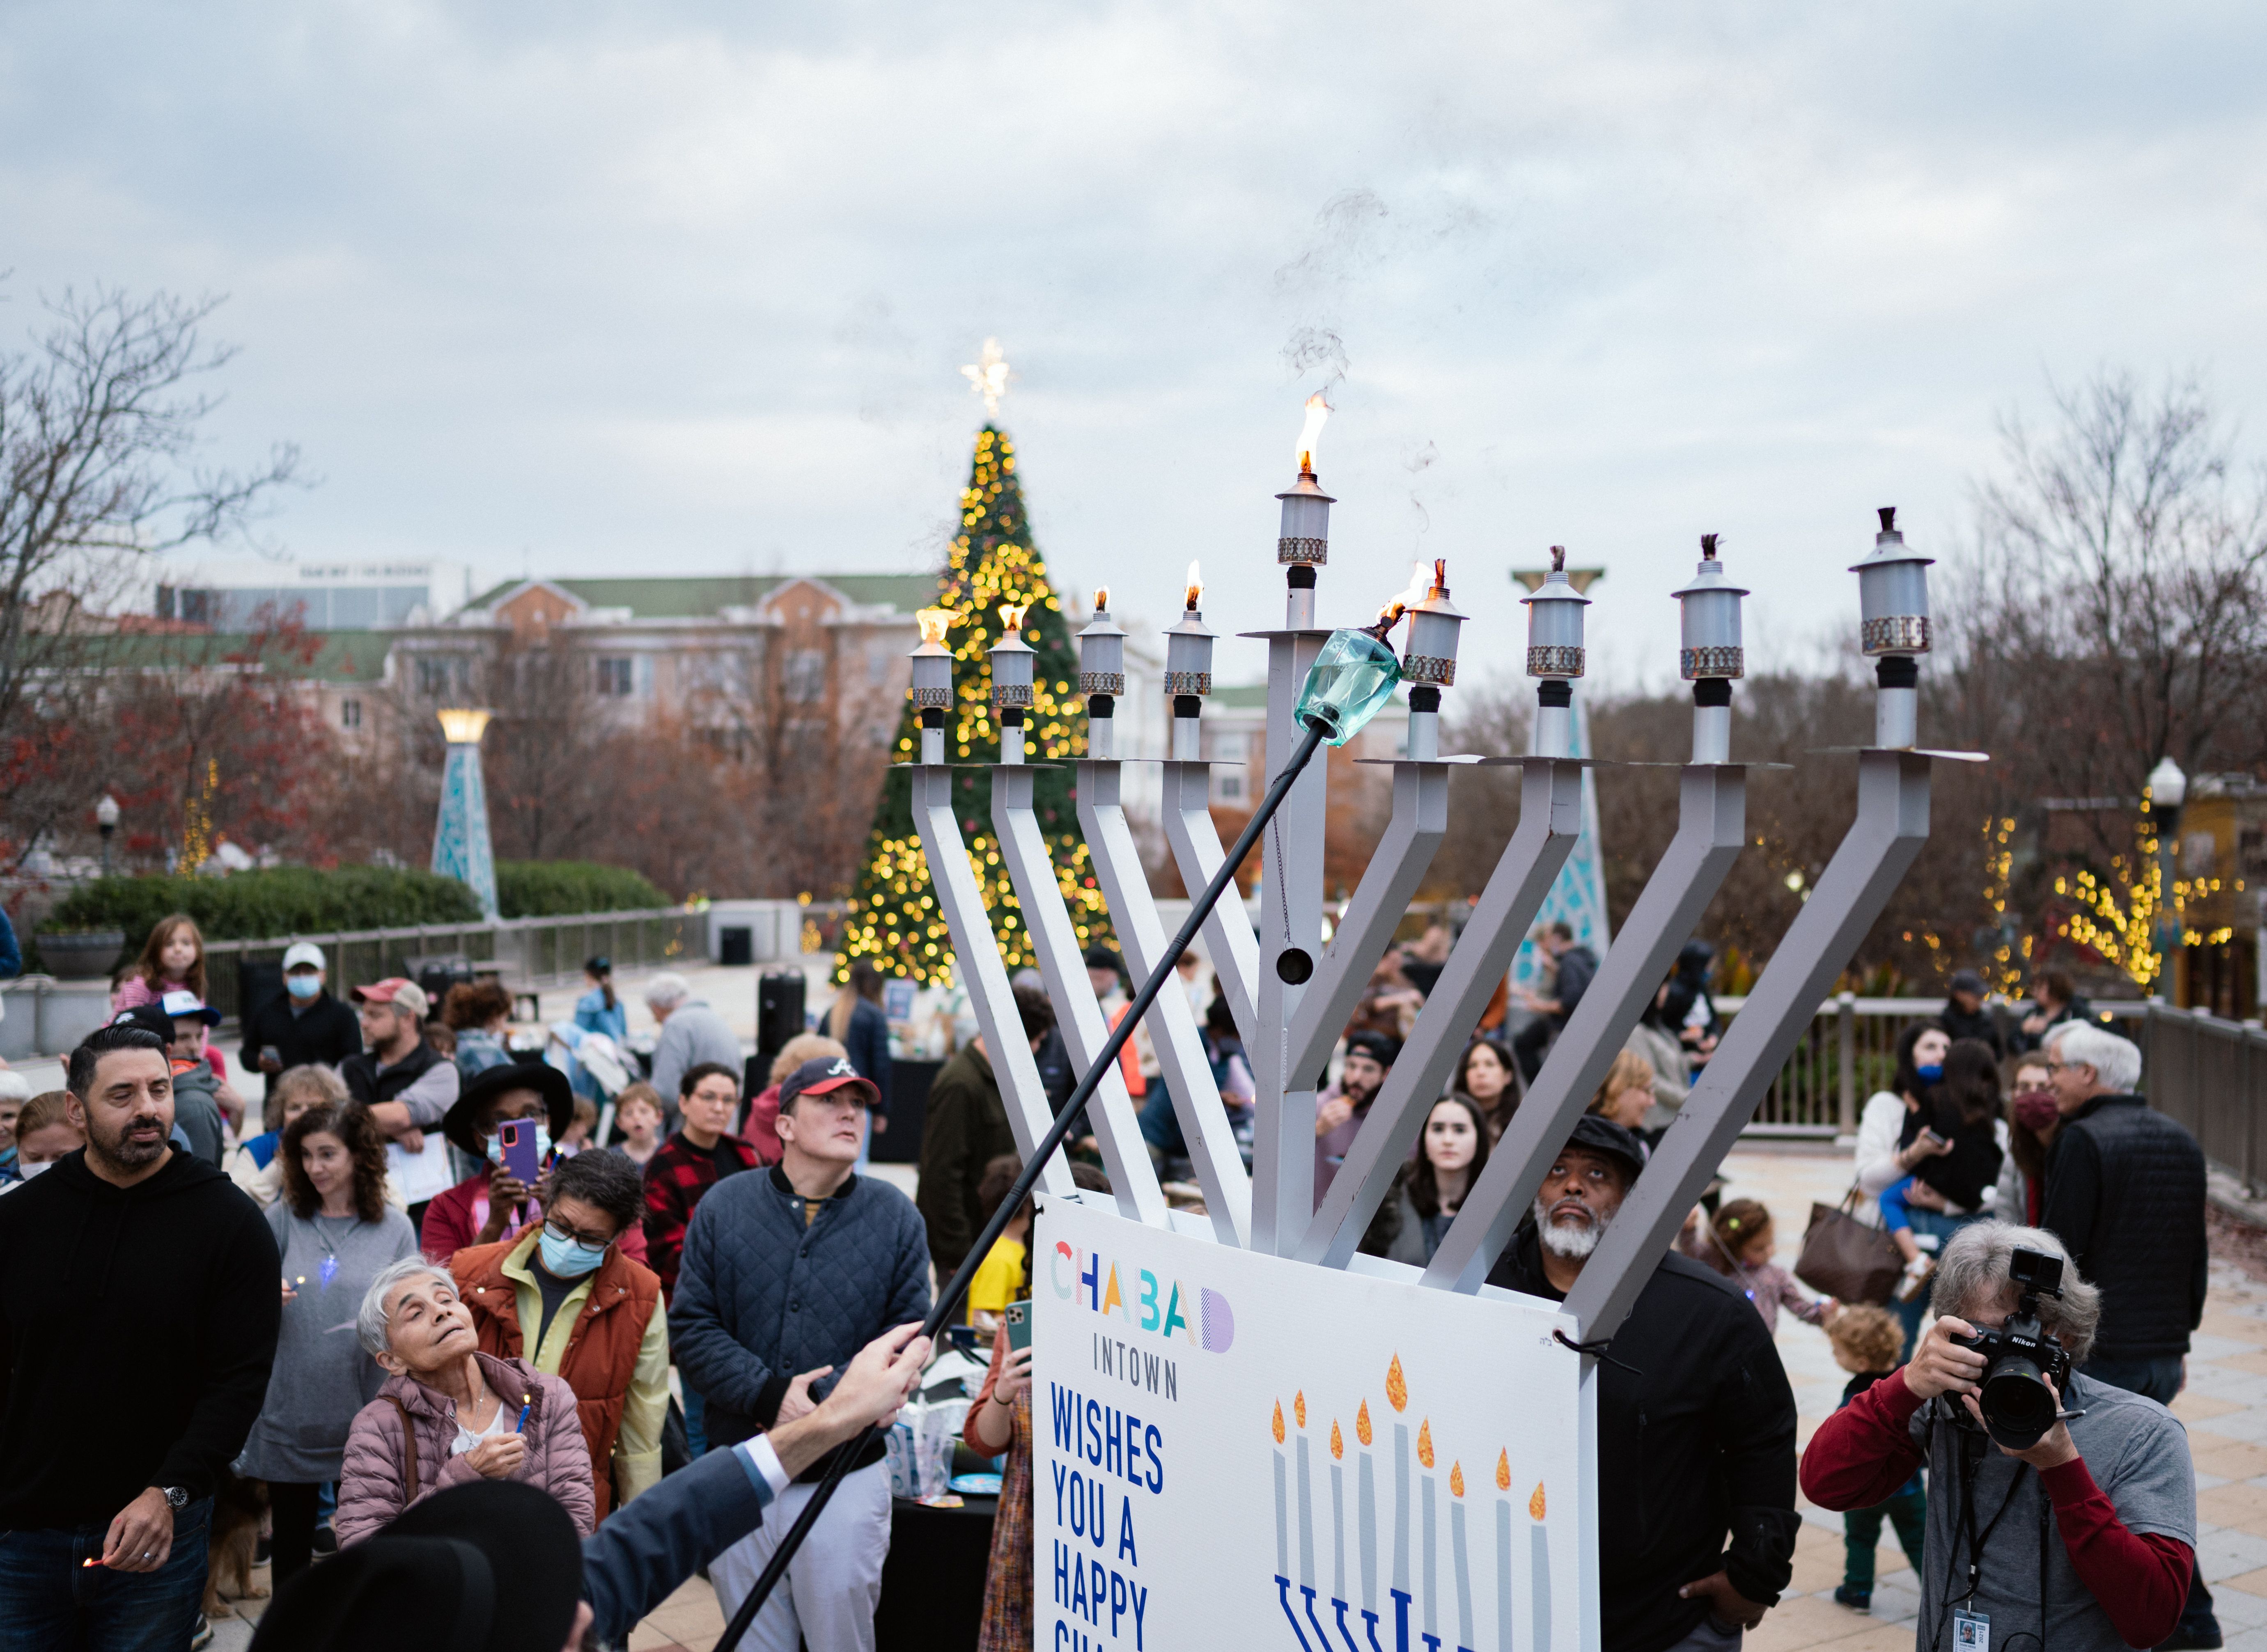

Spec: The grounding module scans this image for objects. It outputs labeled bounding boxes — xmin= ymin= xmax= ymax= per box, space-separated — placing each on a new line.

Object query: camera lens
xmin=1978 ymin=1358 xmax=2057 ymax=1450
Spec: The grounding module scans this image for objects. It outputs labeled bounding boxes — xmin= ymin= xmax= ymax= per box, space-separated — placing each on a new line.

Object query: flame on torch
xmin=1093 ymin=586 xmax=1109 ymax=613
xmin=1296 ymin=392 xmax=1331 ymax=473
xmin=916 ymin=607 xmax=956 ymax=647
xmin=1184 ymin=562 xmax=1203 ymax=610
xmin=1000 ymin=602 xmax=1030 ymax=632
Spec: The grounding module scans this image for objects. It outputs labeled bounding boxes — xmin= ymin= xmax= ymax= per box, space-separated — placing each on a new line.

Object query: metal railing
xmin=198 ymin=907 xmax=700 ymax=1025
xmin=2141 ymin=1005 xmax=2267 ymax=1193
xmin=1719 ymin=993 xmax=2151 ymax=1137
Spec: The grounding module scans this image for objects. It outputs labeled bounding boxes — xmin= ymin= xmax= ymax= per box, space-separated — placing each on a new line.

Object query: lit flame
xmin=1496 ymin=1450 xmax=1511 ymax=1492
xmin=1000 ymin=601 xmax=1030 ymax=632
xmin=1417 ymin=1419 xmax=1434 ymax=1469
xmin=916 ymin=607 xmax=956 ymax=646
xmin=1272 ymin=1400 xmax=1285 ymax=1445
xmin=1450 ymin=1462 xmax=1465 ymax=1498
xmin=1356 ymin=1400 xmax=1373 ymax=1447
xmin=1331 ymin=1420 xmax=1344 ymax=1460
xmin=1294 ymin=1391 xmax=1307 ymax=1430
xmin=1385 ymin=1355 xmax=1407 ymax=1414
xmin=1093 ymin=586 xmax=1109 ymax=613
xmin=1296 ymin=392 xmax=1331 ymax=472
xmin=1184 ymin=561 xmax=1203 ymax=610
xmin=1529 ymin=1482 xmax=1547 ymax=1521
xmin=1432 ymin=557 xmax=1447 ymax=592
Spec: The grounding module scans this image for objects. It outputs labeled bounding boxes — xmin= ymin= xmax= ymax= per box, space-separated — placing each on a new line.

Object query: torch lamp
xmin=1521 ymin=546 xmax=1590 ymax=758
xmin=95 ymin=793 xmax=120 ymax=878
xmin=1077 ymin=590 xmax=1127 ymax=759
xmin=911 ymin=607 xmax=957 ymax=766
xmin=990 ymin=603 xmax=1037 ymax=764
xmin=1672 ymin=534 xmax=1747 ymax=764
xmin=2147 ymin=754 xmax=2187 ymax=994
xmin=1164 ymin=563 xmax=1214 ymax=762
xmin=1277 ymin=395 xmax=1335 ymax=630
xmin=1400 ymin=559 xmax=1465 ymax=761
xmin=1850 ymin=507 xmax=1932 ymax=748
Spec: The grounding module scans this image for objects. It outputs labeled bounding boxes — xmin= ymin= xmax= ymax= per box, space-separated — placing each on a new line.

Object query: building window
xmin=340 ymin=698 xmax=362 ymax=730
xmin=415 ymin=657 xmax=450 ymax=698
xmin=595 ymin=657 xmax=635 ymax=697
xmin=783 ymin=649 xmax=827 ymax=704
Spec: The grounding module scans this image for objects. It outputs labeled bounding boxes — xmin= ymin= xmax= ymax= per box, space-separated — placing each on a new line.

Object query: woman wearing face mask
xmin=3 ymin=1091 xmax=83 ymax=1186
xmin=448 ymin=1145 xmax=670 ymax=1518
xmin=1852 ymin=1020 xmax=1951 ymax=1229
xmin=1368 ymin=1094 xmax=1493 ymax=1266
xmin=418 ymin=1064 xmax=624 ymax=1267
xmin=236 ymin=1101 xmax=419 ymax=1588
xmin=1996 ymin=1052 xmax=2062 ymax=1227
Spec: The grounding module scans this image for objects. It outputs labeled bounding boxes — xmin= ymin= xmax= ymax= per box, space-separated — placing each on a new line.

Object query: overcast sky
xmin=5 ymin=0 xmax=2263 ymax=689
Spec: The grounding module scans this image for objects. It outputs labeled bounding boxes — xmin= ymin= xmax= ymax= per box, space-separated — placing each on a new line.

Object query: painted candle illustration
xmin=1272 ymin=1400 xmax=1288 ymax=1579
xmin=1419 ymin=1419 xmax=1438 ymax=1641
xmin=1530 ymin=1481 xmax=1551 ymax=1652
xmin=1358 ymin=1400 xmax=1379 ymax=1622
xmin=1331 ymin=1418 xmax=1348 ymax=1604
xmin=1451 ymin=1460 xmax=1473 ymax=1652
xmin=1296 ymin=1390 xmax=1315 ymax=1588
xmin=1388 ymin=1353 xmax=1412 ymax=1627
xmin=1495 ymin=1450 xmax=1513 ymax=1652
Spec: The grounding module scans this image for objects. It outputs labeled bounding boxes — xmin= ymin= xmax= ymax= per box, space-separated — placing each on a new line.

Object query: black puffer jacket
xmin=2041 ymin=1093 xmax=2207 ymax=1359
xmin=1490 ymin=1225 xmax=1799 ymax=1652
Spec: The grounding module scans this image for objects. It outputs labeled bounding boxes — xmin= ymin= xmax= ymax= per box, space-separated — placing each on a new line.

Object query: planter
xmin=34 ymin=930 xmax=125 ymax=981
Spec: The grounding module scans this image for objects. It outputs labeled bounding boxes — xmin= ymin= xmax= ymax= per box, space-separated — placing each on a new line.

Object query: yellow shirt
xmin=968 ymin=1236 xmax=1029 ymax=1322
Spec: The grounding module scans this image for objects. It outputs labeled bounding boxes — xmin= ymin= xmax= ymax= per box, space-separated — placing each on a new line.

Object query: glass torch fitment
xmin=1850 ymin=507 xmax=1932 ymax=748
xmin=1077 ymin=590 xmax=1127 ymax=760
xmin=1164 ymin=563 xmax=1215 ymax=761
xmin=1521 ymin=546 xmax=1589 ymax=758
xmin=911 ymin=606 xmax=956 ymax=766
xmin=1671 ymin=534 xmax=1747 ymax=764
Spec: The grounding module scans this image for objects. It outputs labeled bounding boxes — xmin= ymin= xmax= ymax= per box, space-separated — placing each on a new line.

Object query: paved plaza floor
xmin=210 ymin=1136 xmax=2267 ymax=1651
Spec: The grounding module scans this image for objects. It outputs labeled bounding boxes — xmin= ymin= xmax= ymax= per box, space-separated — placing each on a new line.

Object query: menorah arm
xmin=1283 ymin=760 xmax=1450 ymax=1092
xmin=1296 ymin=757 xmax=1582 ymax=1268
xmin=1424 ymin=763 xmax=1750 ymax=1295
xmin=992 ymin=764 xmax=1171 ymax=1228
xmin=1162 ymin=759 xmax=1261 ymax=1035
xmin=1564 ymin=750 xmax=1932 ymax=1340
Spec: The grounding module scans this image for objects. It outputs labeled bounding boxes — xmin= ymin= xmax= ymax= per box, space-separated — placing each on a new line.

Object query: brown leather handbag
xmin=1794 ymin=1186 xmax=1905 ymax=1305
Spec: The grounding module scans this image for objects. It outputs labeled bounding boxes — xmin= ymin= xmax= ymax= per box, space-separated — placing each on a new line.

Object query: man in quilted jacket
xmin=670 ymin=1055 xmax=930 ymax=1652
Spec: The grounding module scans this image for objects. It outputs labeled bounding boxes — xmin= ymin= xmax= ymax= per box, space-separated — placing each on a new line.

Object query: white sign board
xmin=1033 ymin=1198 xmax=1592 ymax=1652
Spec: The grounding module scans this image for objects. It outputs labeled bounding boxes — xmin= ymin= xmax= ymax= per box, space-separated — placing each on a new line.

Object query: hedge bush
xmin=495 ymin=860 xmax=670 ymax=917
xmin=39 ymin=867 xmax=484 ymax=964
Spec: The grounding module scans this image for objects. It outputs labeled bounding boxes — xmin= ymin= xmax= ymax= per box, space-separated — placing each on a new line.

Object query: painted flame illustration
xmin=1450 ymin=1462 xmax=1465 ymax=1498
xmin=1416 ymin=1420 xmax=1434 ymax=1469
xmin=1294 ymin=1391 xmax=1307 ymax=1430
xmin=1331 ymin=1420 xmax=1344 ymax=1460
xmin=1385 ymin=1355 xmax=1407 ymax=1413
xmin=1356 ymin=1400 xmax=1373 ymax=1447
xmin=1530 ymin=1482 xmax=1547 ymax=1521
xmin=1272 ymin=1401 xmax=1285 ymax=1445
xmin=1496 ymin=1450 xmax=1511 ymax=1492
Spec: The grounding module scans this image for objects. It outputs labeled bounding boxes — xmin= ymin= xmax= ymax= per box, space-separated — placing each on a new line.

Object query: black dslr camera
xmin=1947 ymin=1247 xmax=2073 ymax=1450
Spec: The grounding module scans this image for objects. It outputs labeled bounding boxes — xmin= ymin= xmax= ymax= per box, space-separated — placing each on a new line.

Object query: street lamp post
xmin=95 ymin=794 xmax=120 ymax=878
xmin=2147 ymin=755 xmax=2187 ymax=1001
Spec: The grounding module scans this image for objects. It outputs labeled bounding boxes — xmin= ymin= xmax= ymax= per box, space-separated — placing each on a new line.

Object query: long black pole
xmin=715 ymin=717 xmax=1331 ymax=1651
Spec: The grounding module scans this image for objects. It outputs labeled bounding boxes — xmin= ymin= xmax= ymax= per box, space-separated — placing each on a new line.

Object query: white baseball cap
xmin=282 ymin=942 xmax=326 ymax=973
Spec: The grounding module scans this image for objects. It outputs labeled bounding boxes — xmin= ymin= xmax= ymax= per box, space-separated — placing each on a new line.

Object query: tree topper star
xmin=961 ymin=338 xmax=1011 ymax=415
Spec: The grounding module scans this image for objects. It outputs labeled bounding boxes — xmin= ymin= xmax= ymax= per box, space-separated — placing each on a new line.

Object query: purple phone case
xmin=500 ymin=1120 xmax=540 ymax=1184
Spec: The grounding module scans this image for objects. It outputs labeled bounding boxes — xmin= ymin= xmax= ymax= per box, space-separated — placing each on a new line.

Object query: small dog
xmin=202 ymin=1471 xmax=271 ymax=1620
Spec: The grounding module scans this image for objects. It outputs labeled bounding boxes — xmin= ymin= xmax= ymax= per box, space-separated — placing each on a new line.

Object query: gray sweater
xmin=669 ymin=1168 xmax=929 ymax=1469
xmin=235 ymin=1202 xmax=420 ymax=1483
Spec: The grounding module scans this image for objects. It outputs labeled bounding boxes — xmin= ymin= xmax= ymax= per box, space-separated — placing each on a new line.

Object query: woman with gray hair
xmin=333 ymin=1256 xmax=594 ymax=1547
xmin=1802 ymin=1222 xmax=2196 ymax=1651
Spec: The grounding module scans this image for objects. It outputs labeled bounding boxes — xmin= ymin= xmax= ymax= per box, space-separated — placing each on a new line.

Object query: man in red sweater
xmin=1801 ymin=1223 xmax=2196 ymax=1652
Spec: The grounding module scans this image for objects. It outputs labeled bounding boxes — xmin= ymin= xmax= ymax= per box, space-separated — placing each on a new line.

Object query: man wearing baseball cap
xmin=1487 ymin=1117 xmax=1798 ymax=1652
xmin=670 ymin=1055 xmax=929 ymax=1650
xmin=343 ymin=980 xmax=461 ymax=1228
xmin=239 ymin=941 xmax=363 ymax=1081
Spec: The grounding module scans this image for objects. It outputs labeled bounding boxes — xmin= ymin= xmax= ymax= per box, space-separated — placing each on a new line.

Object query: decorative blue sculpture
xmin=433 ymin=709 xmax=499 ymax=920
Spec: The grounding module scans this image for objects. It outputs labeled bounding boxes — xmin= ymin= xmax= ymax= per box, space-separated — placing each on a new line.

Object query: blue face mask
xmin=539 ymin=1226 xmax=608 ymax=1278
xmin=286 ymin=974 xmax=321 ymax=1000
xmin=1916 ymin=1063 xmax=1944 ymax=1084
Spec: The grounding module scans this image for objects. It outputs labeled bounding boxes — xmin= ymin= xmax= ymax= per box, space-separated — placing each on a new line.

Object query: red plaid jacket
xmin=642 ymin=1131 xmax=762 ymax=1300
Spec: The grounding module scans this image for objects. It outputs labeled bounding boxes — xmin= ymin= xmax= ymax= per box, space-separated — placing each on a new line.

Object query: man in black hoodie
xmin=0 ymin=1023 xmax=280 ymax=1651
xmin=1489 ymin=1116 xmax=1798 ymax=1652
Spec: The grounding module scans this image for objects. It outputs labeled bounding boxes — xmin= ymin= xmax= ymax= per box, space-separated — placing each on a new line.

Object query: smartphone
xmin=498 ymin=1118 xmax=541 ymax=1184
xmin=259 ymin=1046 xmax=282 ymax=1069
xmin=1005 ymin=1300 xmax=1033 ymax=1354
xmin=1917 ymin=1128 xmax=1947 ymax=1148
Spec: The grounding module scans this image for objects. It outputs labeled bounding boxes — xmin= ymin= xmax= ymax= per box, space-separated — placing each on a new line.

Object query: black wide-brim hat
xmin=250 ymin=1479 xmax=581 ymax=1652
xmin=441 ymin=1060 xmax=575 ymax=1160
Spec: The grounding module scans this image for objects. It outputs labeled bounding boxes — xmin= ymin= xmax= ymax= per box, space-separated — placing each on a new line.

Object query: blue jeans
xmin=683 ymin=1382 xmax=709 ymax=1459
xmin=0 ymin=1498 xmax=211 ymax=1651
xmin=2086 ymin=1355 xmax=2219 ymax=1641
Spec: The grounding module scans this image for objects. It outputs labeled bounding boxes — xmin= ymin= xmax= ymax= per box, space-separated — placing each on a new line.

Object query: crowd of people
xmin=0 ymin=907 xmax=2223 ymax=1652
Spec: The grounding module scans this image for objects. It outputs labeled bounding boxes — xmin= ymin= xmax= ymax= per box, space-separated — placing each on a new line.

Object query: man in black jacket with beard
xmin=1489 ymin=1117 xmax=1797 ymax=1652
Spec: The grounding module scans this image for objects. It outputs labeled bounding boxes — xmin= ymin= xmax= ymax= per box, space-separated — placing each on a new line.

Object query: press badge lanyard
xmin=1934 ymin=1420 xmax=2031 ymax=1652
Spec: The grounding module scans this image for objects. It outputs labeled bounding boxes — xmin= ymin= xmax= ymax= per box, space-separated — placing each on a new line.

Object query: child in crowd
xmin=968 ymin=1154 xmax=1034 ymax=1330
xmin=6 ymin=1091 xmax=84 ymax=1186
xmin=1584 ymin=1048 xmax=1656 ymax=1134
xmin=606 ymin=1083 xmax=665 ymax=1168
xmin=560 ymin=1096 xmax=598 ymax=1154
xmin=1683 ymin=1198 xmax=1833 ymax=1334
xmin=1879 ymin=1038 xmax=2006 ymax=1301
xmin=1826 ymin=1304 xmax=1929 ymax=1611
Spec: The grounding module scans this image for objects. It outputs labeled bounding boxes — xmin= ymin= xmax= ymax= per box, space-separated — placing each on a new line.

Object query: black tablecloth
xmin=875 ymin=1493 xmax=998 ymax=1650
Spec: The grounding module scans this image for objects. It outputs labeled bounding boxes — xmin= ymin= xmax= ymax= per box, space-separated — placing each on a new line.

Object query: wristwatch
xmin=156 ymin=1486 xmax=189 ymax=1512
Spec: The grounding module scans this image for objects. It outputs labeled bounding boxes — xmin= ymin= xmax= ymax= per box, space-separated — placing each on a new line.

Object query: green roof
xmin=76 ymin=629 xmax=394 ymax=684
xmin=468 ymin=573 xmax=941 ymax=620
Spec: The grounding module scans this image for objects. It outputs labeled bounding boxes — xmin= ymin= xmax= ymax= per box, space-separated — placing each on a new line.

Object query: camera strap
xmin=1960 ymin=1459 xmax=2030 ymax=1604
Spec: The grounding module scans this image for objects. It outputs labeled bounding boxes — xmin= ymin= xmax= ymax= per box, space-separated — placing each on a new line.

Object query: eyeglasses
xmin=545 ymin=1216 xmax=615 ymax=1250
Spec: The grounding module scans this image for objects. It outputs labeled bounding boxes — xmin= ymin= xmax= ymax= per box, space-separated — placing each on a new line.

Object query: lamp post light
xmin=433 ymin=708 xmax=500 ymax=921
xmin=2147 ymin=754 xmax=2188 ymax=999
xmin=1520 ymin=547 xmax=1590 ymax=758
xmin=1077 ymin=590 xmax=1127 ymax=760
xmin=95 ymin=794 xmax=120 ymax=877
xmin=1672 ymin=534 xmax=1747 ymax=764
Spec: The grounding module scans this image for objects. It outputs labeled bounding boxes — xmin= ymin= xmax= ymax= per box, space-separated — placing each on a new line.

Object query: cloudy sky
xmin=5 ymin=0 xmax=2263 ymax=688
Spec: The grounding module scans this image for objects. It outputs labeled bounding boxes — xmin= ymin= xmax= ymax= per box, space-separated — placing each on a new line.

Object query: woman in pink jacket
xmin=334 ymin=1256 xmax=596 ymax=1546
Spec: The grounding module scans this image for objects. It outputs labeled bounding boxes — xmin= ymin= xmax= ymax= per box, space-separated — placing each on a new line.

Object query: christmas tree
xmin=838 ymin=424 xmax=1107 ymax=984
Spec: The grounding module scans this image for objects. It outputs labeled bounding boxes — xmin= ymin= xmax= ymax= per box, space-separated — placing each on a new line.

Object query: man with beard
xmin=0 ymin=1023 xmax=281 ymax=1650
xmin=1314 ymin=1030 xmax=1400 ymax=1205
xmin=1489 ymin=1116 xmax=1797 ymax=1652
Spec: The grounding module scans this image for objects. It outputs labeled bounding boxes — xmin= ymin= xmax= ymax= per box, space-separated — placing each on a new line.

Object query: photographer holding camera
xmin=1801 ymin=1223 xmax=2196 ymax=1652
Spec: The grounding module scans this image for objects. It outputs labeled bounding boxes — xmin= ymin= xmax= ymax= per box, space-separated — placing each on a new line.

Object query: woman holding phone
xmin=416 ymin=1065 xmax=592 ymax=1264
